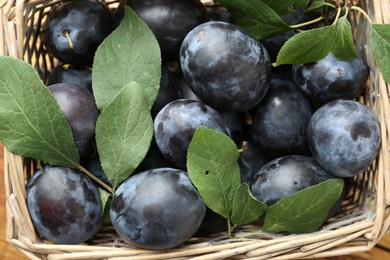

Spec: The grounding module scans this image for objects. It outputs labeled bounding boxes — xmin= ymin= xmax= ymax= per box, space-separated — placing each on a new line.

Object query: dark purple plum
xmin=307 ymin=99 xmax=381 ymax=178
xmin=48 ymin=83 xmax=99 ymax=158
xmin=118 ymin=0 xmax=208 ymax=61
xmin=110 ymin=167 xmax=206 ymax=249
xmin=249 ymin=79 xmax=313 ymax=158
xmin=151 ymin=65 xmax=181 ymax=118
xmin=154 ymin=99 xmax=230 ymax=169
xmin=41 ymin=0 xmax=113 ymax=66
xmin=47 ymin=64 xmax=92 ymax=93
xmin=219 ymin=111 xmax=246 ymax=144
xmin=292 ymin=52 xmax=369 ymax=103
xmin=251 ymin=155 xmax=340 ymax=206
xmin=26 ymin=165 xmax=102 ymax=244
xmin=180 ymin=21 xmax=271 ymax=112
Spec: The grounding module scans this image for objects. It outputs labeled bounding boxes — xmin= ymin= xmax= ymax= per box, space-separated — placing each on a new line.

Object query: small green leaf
xmin=95 ymin=82 xmax=153 ymax=188
xmin=99 ymin=188 xmax=111 ymax=213
xmin=187 ymin=127 xmax=241 ymax=219
xmin=92 ymin=6 xmax=161 ymax=110
xmin=263 ymin=179 xmax=344 ymax=234
xmin=275 ymin=24 xmax=336 ymax=65
xmin=370 ymin=24 xmax=390 ymax=83
xmin=231 ymin=183 xmax=268 ymax=226
xmin=306 ymin=0 xmax=326 ymax=12
xmin=332 ymin=16 xmax=358 ymax=60
xmin=0 ymin=56 xmax=79 ymax=167
xmin=218 ymin=0 xmax=290 ymax=39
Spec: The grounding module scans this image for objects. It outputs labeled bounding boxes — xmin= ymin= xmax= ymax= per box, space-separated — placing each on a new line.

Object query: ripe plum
xmin=110 ymin=167 xmax=206 ymax=249
xmin=27 ymin=165 xmax=102 ymax=244
xmin=180 ymin=21 xmax=271 ymax=112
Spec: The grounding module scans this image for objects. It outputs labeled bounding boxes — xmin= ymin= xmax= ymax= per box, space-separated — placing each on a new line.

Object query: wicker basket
xmin=1 ymin=0 xmax=390 ymax=259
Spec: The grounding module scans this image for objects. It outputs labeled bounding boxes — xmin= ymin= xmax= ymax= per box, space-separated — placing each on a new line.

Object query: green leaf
xmin=187 ymin=127 xmax=241 ymax=219
xmin=306 ymin=0 xmax=326 ymax=12
xmin=218 ymin=0 xmax=290 ymax=39
xmin=231 ymin=183 xmax=268 ymax=226
xmin=275 ymin=24 xmax=336 ymax=66
xmin=263 ymin=179 xmax=344 ymax=234
xmin=0 ymin=56 xmax=79 ymax=167
xmin=95 ymin=82 xmax=153 ymax=188
xmin=92 ymin=6 xmax=161 ymax=110
xmin=332 ymin=16 xmax=358 ymax=60
xmin=262 ymin=0 xmax=310 ymax=15
xmin=370 ymin=24 xmax=390 ymax=83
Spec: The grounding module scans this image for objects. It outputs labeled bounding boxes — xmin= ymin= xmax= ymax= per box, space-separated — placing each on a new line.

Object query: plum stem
xmin=63 ymin=30 xmax=75 ymax=49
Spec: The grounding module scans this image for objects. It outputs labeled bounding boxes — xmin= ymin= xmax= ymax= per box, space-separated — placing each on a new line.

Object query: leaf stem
xmin=227 ymin=218 xmax=233 ymax=239
xmin=332 ymin=6 xmax=342 ymax=26
xmin=289 ymin=16 xmax=324 ymax=29
xmin=78 ymin=165 xmax=114 ymax=194
xmin=350 ymin=5 xmax=373 ymax=24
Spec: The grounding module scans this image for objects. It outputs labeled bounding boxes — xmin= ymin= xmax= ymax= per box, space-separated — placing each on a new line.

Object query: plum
xmin=110 ymin=167 xmax=206 ymax=249
xmin=154 ymin=99 xmax=230 ymax=169
xmin=48 ymin=83 xmax=99 ymax=158
xmin=180 ymin=21 xmax=271 ymax=112
xmin=251 ymin=155 xmax=340 ymax=206
xmin=292 ymin=52 xmax=369 ymax=103
xmin=249 ymin=79 xmax=313 ymax=158
xmin=307 ymin=99 xmax=381 ymax=177
xmin=27 ymin=165 xmax=102 ymax=244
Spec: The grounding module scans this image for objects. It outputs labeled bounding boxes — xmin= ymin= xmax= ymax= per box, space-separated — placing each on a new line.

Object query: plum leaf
xmin=275 ymin=24 xmax=336 ymax=65
xmin=263 ymin=179 xmax=344 ymax=233
xmin=332 ymin=16 xmax=358 ymax=60
xmin=187 ymin=127 xmax=241 ymax=219
xmin=95 ymin=82 xmax=153 ymax=188
xmin=370 ymin=23 xmax=390 ymax=83
xmin=0 ymin=56 xmax=79 ymax=168
xmin=92 ymin=6 xmax=161 ymax=110
xmin=218 ymin=0 xmax=290 ymax=39
xmin=231 ymin=184 xmax=267 ymax=226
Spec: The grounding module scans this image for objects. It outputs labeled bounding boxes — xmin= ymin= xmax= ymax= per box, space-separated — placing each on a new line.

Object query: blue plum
xmin=180 ymin=21 xmax=271 ymax=112
xmin=307 ymin=99 xmax=381 ymax=177
xmin=154 ymin=99 xmax=230 ymax=169
xmin=27 ymin=165 xmax=102 ymax=244
xmin=48 ymin=83 xmax=99 ymax=158
xmin=292 ymin=52 xmax=369 ymax=103
xmin=118 ymin=0 xmax=208 ymax=61
xmin=249 ymin=79 xmax=313 ymax=158
xmin=251 ymin=155 xmax=340 ymax=206
xmin=110 ymin=168 xmax=206 ymax=249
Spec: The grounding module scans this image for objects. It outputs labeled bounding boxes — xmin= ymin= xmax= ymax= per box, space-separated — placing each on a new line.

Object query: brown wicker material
xmin=1 ymin=0 xmax=390 ymax=259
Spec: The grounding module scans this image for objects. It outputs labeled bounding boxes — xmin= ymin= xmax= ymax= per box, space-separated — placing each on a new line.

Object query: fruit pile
xmin=0 ymin=0 xmax=388 ymax=251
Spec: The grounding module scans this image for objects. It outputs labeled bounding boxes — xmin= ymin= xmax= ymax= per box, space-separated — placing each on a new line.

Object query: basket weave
xmin=1 ymin=0 xmax=390 ymax=259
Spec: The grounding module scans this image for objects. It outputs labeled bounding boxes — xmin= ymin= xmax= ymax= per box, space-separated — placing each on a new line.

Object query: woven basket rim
xmin=1 ymin=0 xmax=390 ymax=259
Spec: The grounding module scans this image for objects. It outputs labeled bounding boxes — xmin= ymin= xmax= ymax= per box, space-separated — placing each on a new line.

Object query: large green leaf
xmin=275 ymin=24 xmax=336 ymax=65
xmin=218 ymin=0 xmax=290 ymax=39
xmin=370 ymin=24 xmax=390 ymax=83
xmin=187 ymin=127 xmax=241 ymax=219
xmin=95 ymin=82 xmax=153 ymax=188
xmin=263 ymin=179 xmax=344 ymax=233
xmin=92 ymin=6 xmax=161 ymax=110
xmin=0 ymin=56 xmax=79 ymax=167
